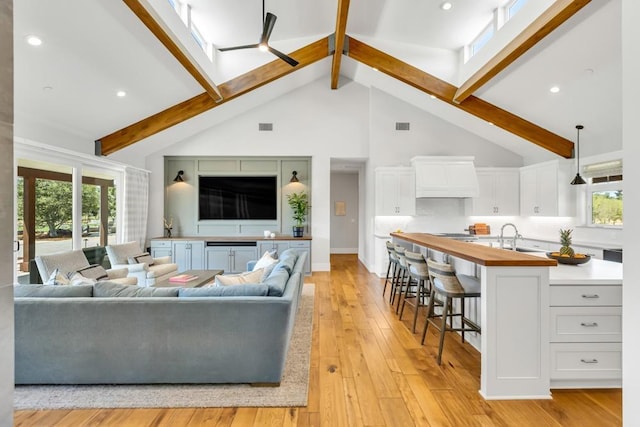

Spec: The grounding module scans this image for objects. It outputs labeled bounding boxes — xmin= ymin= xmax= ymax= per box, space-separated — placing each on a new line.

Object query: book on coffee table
xmin=168 ymin=274 xmax=198 ymax=283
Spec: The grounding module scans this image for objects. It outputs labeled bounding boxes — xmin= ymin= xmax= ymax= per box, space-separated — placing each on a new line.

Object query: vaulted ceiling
xmin=13 ymin=0 xmax=621 ymax=164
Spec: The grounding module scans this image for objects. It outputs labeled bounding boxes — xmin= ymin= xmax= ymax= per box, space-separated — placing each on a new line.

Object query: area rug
xmin=14 ymin=284 xmax=315 ymax=410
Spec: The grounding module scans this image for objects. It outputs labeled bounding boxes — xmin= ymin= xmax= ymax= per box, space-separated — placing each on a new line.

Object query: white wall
xmin=0 ymin=1 xmax=13 ymax=424
xmin=622 ymin=0 xmax=639 ymax=423
xmin=330 ymin=172 xmax=359 ymax=253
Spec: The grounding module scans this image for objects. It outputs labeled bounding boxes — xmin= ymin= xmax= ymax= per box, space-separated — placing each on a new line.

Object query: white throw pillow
xmin=215 ymin=269 xmax=264 ymax=286
xmin=253 ymin=251 xmax=278 ymax=271
xmin=68 ymin=272 xmax=97 ymax=286
xmin=44 ymin=268 xmax=71 ymax=286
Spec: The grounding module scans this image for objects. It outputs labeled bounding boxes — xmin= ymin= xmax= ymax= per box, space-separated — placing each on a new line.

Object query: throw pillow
xmin=252 ymin=250 xmax=278 ymax=271
xmin=68 ymin=271 xmax=97 ymax=286
xmin=76 ymin=264 xmax=109 ymax=280
xmin=214 ymin=269 xmax=264 ymax=286
xmin=44 ymin=268 xmax=71 ymax=286
xmin=93 ymin=281 xmax=179 ymax=297
xmin=128 ymin=252 xmax=155 ymax=266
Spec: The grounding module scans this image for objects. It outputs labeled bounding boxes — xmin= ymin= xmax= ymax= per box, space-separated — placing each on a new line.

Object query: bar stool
xmin=421 ymin=258 xmax=481 ymax=365
xmin=383 ymin=241 xmax=398 ymax=299
xmin=399 ymin=250 xmax=431 ymax=333
xmin=390 ymin=245 xmax=409 ymax=312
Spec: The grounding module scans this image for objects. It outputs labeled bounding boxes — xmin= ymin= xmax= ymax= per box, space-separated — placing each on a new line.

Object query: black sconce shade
xmin=174 ymin=170 xmax=185 ymax=182
xmin=290 ymin=171 xmax=299 ymax=183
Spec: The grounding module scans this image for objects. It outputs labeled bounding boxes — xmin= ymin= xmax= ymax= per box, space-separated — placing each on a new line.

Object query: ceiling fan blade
xmin=261 ymin=12 xmax=277 ymax=45
xmin=268 ymin=46 xmax=299 ymax=67
xmin=219 ymin=44 xmax=260 ymax=52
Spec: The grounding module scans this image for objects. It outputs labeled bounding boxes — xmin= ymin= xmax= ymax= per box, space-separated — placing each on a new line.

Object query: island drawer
xmin=550 ymin=307 xmax=622 ymax=342
xmin=550 ymin=342 xmax=622 ymax=380
xmin=550 ymin=285 xmax=621 ymax=307
xmin=151 ymin=240 xmax=172 ymax=248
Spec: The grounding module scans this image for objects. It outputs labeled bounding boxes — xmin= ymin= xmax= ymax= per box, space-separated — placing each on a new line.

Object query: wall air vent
xmin=395 ymin=122 xmax=410 ymax=131
xmin=258 ymin=123 xmax=273 ymax=131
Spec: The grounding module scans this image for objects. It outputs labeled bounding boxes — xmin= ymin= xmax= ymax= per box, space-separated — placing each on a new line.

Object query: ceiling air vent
xmin=258 ymin=123 xmax=273 ymax=131
xmin=395 ymin=122 xmax=410 ymax=131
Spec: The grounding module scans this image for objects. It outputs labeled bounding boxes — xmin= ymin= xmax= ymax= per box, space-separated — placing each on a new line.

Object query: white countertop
xmin=549 ymin=258 xmax=623 ymax=285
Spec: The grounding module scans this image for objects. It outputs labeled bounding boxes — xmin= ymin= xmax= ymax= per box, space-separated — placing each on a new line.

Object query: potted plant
xmin=287 ymin=191 xmax=308 ymax=237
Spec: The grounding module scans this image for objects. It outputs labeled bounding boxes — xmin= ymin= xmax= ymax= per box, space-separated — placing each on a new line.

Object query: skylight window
xmin=470 ymin=23 xmax=495 ymax=57
xmin=166 ymin=0 xmax=212 ymax=62
xmin=506 ymin=0 xmax=528 ymax=21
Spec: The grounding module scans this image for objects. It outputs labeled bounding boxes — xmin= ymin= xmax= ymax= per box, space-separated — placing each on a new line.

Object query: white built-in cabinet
xmin=150 ymin=240 xmax=172 ymax=258
xmin=549 ymin=283 xmax=622 ymax=387
xmin=520 ymin=160 xmax=575 ymax=216
xmin=205 ymin=244 xmax=258 ymax=273
xmin=375 ymin=167 xmax=415 ymax=216
xmin=172 ymin=241 xmax=204 ymax=271
xmin=465 ymin=168 xmax=519 ymax=216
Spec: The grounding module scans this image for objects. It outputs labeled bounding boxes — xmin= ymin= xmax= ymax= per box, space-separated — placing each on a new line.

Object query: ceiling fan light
xmin=258 ymin=43 xmax=268 ymax=52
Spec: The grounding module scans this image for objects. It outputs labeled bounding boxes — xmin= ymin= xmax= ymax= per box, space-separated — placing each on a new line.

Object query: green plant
xmin=287 ymin=191 xmax=308 ymax=227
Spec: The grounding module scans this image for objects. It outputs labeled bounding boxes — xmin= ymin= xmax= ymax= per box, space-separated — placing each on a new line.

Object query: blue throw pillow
xmin=263 ymin=268 xmax=289 ymax=296
xmin=178 ymin=284 xmax=269 ymax=297
xmin=14 ymin=284 xmax=94 ymax=298
xmin=272 ymin=250 xmax=297 ymax=275
xmin=93 ymin=281 xmax=179 ymax=297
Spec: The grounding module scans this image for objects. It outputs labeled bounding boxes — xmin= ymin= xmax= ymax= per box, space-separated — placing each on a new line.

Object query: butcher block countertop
xmin=391 ymin=232 xmax=557 ymax=267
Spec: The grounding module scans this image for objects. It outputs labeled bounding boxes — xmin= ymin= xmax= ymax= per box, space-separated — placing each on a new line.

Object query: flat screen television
xmin=199 ymin=176 xmax=278 ymax=220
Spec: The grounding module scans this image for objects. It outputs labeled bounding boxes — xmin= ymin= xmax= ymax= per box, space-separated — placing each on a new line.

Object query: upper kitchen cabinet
xmin=375 ymin=167 xmax=416 ymax=216
xmin=520 ymin=160 xmax=575 ymax=217
xmin=466 ymin=168 xmax=520 ymax=216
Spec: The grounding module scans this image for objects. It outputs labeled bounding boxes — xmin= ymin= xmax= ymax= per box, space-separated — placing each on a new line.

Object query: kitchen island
xmin=392 ymin=232 xmax=623 ymax=398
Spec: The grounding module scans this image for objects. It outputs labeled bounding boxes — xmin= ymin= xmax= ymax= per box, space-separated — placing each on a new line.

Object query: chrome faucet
xmin=500 ymin=223 xmax=522 ymax=250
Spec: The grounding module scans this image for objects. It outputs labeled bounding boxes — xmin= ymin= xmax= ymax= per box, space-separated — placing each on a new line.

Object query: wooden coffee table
xmin=153 ymin=269 xmax=224 ymax=288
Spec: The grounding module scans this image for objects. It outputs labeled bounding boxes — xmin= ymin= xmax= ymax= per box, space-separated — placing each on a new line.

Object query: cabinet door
xmin=150 ymin=240 xmax=172 ymax=259
xmin=535 ymin=162 xmax=559 ymax=216
xmin=257 ymin=241 xmax=289 ymax=257
xmin=288 ymin=240 xmax=311 ymax=274
xmin=189 ymin=241 xmax=205 ymax=269
xmin=493 ymin=170 xmax=520 ymax=215
xmin=231 ymin=247 xmax=258 ymax=273
xmin=172 ymin=241 xmax=191 ymax=271
xmin=471 ymin=172 xmax=496 ymax=215
xmin=205 ymin=248 xmax=230 ymax=271
xmin=375 ymin=170 xmax=400 ymax=215
xmin=395 ymin=169 xmax=416 ymax=215
xmin=520 ymin=167 xmax=538 ymax=215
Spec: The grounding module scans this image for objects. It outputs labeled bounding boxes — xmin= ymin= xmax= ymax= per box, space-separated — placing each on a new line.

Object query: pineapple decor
xmin=559 ymin=228 xmax=575 ymax=257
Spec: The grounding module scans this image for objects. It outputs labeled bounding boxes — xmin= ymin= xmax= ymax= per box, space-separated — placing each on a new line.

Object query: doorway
xmin=330 ymin=160 xmax=364 ymax=255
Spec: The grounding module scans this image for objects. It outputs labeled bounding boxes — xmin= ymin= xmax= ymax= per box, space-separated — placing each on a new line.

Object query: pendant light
xmin=570 ymin=125 xmax=586 ymax=185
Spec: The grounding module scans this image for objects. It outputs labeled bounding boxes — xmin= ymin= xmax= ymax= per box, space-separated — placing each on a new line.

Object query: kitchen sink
xmin=515 ymin=247 xmax=543 ymax=253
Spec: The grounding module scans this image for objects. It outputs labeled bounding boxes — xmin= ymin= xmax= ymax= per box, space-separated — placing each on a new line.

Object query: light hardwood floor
xmin=15 ymin=254 xmax=622 ymax=426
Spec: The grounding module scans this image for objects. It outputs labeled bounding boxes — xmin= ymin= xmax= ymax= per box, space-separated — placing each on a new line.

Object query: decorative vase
xmin=292 ymin=226 xmax=304 ymax=238
xmin=165 ymin=228 xmax=172 ymax=238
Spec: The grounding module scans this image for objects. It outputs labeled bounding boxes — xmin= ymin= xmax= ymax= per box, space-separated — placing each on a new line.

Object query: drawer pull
xmin=580 ymin=322 xmax=599 ymax=327
xmin=580 ymin=358 xmax=599 ymax=364
xmin=581 ymin=294 xmax=600 ymax=299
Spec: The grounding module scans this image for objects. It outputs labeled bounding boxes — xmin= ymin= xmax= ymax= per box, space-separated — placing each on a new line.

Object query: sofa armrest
xmin=106 ymin=267 xmax=129 ymax=279
xmin=112 ymin=263 xmax=148 ymax=273
xmin=153 ymin=256 xmax=172 ymax=265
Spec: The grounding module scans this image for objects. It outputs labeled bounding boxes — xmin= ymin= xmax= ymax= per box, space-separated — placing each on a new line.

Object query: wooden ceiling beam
xmin=123 ymin=0 xmax=223 ymax=102
xmin=347 ymin=37 xmax=574 ymax=158
xmin=97 ymin=37 xmax=330 ymax=155
xmin=454 ymin=0 xmax=591 ymax=104
xmin=330 ymin=0 xmax=351 ymax=89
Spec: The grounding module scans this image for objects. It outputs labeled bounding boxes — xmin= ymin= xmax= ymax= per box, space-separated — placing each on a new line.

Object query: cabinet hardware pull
xmin=580 ymin=322 xmax=599 ymax=327
xmin=580 ymin=358 xmax=598 ymax=364
xmin=581 ymin=294 xmax=600 ymax=299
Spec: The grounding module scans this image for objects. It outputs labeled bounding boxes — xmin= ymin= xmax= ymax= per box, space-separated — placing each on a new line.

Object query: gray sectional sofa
xmin=14 ymin=249 xmax=307 ymax=385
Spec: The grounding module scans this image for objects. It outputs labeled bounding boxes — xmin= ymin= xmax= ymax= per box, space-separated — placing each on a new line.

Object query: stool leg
xmin=395 ymin=270 xmax=407 ymax=314
xmin=399 ymin=274 xmax=414 ymax=320
xmin=461 ymin=298 xmax=466 ymax=343
xmin=421 ymin=288 xmax=436 ymax=345
xmin=389 ymin=262 xmax=398 ymax=303
xmin=437 ymin=296 xmax=450 ymax=365
xmin=411 ymin=278 xmax=423 ymax=334
xmin=382 ymin=261 xmax=392 ymax=297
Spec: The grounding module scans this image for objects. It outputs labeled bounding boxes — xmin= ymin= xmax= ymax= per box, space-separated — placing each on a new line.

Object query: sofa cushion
xmin=263 ymin=267 xmax=290 ymax=297
xmin=178 ymin=284 xmax=269 ymax=297
xmin=147 ymin=263 xmax=178 ymax=279
xmin=93 ymin=281 xmax=179 ymax=297
xmin=272 ymin=250 xmax=297 ymax=275
xmin=215 ymin=269 xmax=264 ymax=286
xmin=76 ymin=264 xmax=109 ymax=281
xmin=14 ymin=284 xmax=94 ymax=298
xmin=129 ymin=252 xmax=155 ymax=266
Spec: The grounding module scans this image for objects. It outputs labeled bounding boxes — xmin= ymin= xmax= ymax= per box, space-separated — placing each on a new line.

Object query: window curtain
xmin=122 ymin=167 xmax=149 ymax=250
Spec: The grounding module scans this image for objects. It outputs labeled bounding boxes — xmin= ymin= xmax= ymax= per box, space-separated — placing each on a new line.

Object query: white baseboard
xmin=330 ymin=248 xmax=358 ymax=254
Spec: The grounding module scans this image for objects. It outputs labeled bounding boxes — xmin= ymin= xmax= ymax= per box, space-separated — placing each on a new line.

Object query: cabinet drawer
xmin=550 ymin=307 xmax=621 ymax=342
xmin=550 ymin=285 xmax=622 ymax=307
xmin=550 ymin=342 xmax=622 ymax=380
xmin=288 ymin=241 xmax=310 ymax=248
xmin=151 ymin=240 xmax=172 ymax=248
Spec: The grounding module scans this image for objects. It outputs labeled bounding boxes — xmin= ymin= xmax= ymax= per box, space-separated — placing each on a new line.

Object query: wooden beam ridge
xmin=122 ymin=0 xmax=223 ymax=102
xmin=347 ymin=37 xmax=573 ymax=158
xmin=331 ymin=0 xmax=351 ymax=89
xmin=454 ymin=0 xmax=591 ymax=103
xmin=98 ymin=37 xmax=330 ymax=155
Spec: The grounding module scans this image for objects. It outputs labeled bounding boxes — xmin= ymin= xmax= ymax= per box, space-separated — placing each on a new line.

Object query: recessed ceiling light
xmin=26 ymin=35 xmax=42 ymax=46
xmin=488 ymin=122 xmax=494 ymax=126
xmin=440 ymin=2 xmax=453 ymax=11
xmin=550 ymin=86 xmax=560 ymax=93
xmin=372 ymin=67 xmax=379 ymax=72
xmin=42 ymin=86 xmax=53 ymax=92
xmin=430 ymin=95 xmax=437 ymax=99
xmin=116 ymin=90 xmax=126 ymax=97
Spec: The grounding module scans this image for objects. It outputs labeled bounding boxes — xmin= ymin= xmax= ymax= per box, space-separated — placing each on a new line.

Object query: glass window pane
xmin=508 ymin=0 xmax=527 ymax=20
xmin=36 ymin=178 xmax=73 ymax=254
xmin=591 ymin=189 xmax=623 ymax=226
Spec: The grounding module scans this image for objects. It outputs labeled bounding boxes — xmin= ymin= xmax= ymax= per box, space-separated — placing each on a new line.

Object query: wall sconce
xmin=570 ymin=125 xmax=586 ymax=185
xmin=290 ymin=171 xmax=300 ymax=183
xmin=173 ymin=170 xmax=185 ymax=182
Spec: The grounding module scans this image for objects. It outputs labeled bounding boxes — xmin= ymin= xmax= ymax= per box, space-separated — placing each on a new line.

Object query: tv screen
xmin=199 ymin=176 xmax=278 ymax=220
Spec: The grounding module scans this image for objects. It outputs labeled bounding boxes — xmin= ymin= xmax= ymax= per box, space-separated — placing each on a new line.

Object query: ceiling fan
xmin=218 ymin=0 xmax=299 ymax=67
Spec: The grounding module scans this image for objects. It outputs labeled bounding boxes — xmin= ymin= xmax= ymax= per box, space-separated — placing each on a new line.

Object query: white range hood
xmin=411 ymin=156 xmax=479 ymax=198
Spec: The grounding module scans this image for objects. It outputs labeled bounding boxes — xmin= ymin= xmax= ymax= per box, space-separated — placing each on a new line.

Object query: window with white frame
xmin=584 ymin=160 xmax=623 ymax=227
xmin=470 ymin=22 xmax=495 ymax=57
xmin=506 ymin=0 xmax=528 ymax=21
